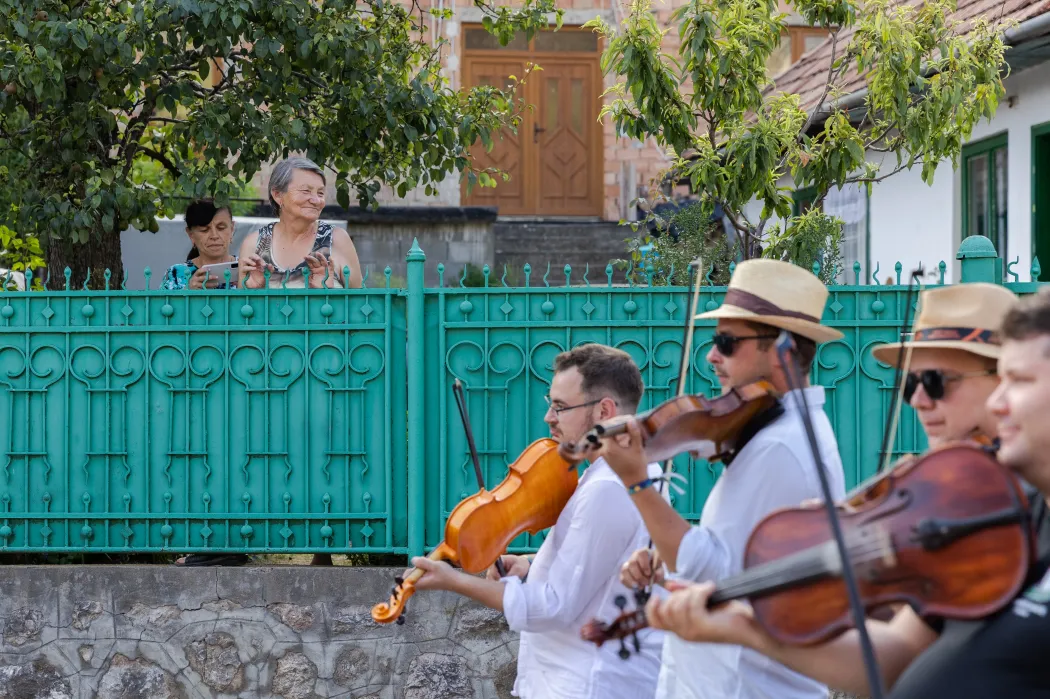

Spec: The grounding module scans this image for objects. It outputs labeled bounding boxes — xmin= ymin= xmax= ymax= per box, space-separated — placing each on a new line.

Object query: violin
xmin=371 ymin=438 xmax=578 ymax=624
xmin=842 ymin=432 xmax=998 ymax=511
xmin=581 ymin=440 xmax=1033 ymax=651
xmin=561 ymin=380 xmax=780 ymax=464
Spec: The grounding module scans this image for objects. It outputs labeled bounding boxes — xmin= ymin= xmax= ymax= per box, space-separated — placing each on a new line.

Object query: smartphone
xmin=198 ymin=261 xmax=239 ymax=277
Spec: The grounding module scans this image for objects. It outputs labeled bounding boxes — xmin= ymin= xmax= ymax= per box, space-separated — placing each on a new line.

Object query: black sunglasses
xmin=903 ymin=369 xmax=997 ymax=403
xmin=711 ymin=332 xmax=780 ymax=357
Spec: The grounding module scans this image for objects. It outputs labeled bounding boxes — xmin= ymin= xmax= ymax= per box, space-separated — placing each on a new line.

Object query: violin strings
xmin=710 ymin=539 xmax=889 ymax=601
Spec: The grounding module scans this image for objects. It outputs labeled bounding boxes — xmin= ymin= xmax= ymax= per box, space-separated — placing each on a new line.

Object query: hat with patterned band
xmin=695 ymin=259 xmax=844 ymax=344
xmin=871 ymin=282 xmax=1019 ymax=365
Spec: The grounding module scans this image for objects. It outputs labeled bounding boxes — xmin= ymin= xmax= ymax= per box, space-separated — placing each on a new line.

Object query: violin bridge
xmin=874 ymin=524 xmax=897 ymax=568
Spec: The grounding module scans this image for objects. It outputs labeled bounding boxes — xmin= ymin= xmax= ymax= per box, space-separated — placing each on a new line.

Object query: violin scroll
xmin=372 ymin=542 xmax=457 ymax=624
xmin=561 ymin=380 xmax=779 ymax=465
xmin=579 ymin=589 xmax=650 ymax=659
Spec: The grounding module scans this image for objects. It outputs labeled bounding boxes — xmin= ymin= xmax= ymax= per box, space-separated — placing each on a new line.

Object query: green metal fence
xmin=0 ymin=235 xmax=1042 ymax=556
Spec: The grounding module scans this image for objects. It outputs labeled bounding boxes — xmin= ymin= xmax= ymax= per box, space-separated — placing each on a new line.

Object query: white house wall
xmin=871 ymin=62 xmax=1050 ymax=283
xmin=745 ymin=61 xmax=1050 ymax=284
xmin=867 ymin=156 xmax=955 ymax=283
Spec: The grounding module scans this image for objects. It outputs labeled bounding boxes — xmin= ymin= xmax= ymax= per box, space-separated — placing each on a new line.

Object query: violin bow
xmin=452 ymin=378 xmax=507 ymax=577
xmin=774 ymin=332 xmax=885 ymax=699
xmin=875 ymin=267 xmax=925 ymax=473
xmin=639 ymin=256 xmax=704 ymax=597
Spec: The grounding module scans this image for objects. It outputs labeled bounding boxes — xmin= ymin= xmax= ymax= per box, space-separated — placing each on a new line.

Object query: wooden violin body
xmin=568 ymin=380 xmax=779 ymax=464
xmin=372 ymin=438 xmax=578 ymax=624
xmin=583 ymin=441 xmax=1033 ymax=649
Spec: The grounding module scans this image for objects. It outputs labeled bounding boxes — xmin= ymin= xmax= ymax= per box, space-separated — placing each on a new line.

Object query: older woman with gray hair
xmin=238 ymin=157 xmax=363 ymax=289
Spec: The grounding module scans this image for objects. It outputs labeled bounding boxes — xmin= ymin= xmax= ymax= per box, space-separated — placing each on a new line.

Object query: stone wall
xmin=0 ymin=566 xmax=517 ymax=699
xmin=493 ymin=220 xmax=639 ymax=284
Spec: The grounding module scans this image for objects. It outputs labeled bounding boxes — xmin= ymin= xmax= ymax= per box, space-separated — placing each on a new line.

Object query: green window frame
xmin=1032 ymin=121 xmax=1050 ymax=282
xmin=961 ymin=132 xmax=1008 ymax=264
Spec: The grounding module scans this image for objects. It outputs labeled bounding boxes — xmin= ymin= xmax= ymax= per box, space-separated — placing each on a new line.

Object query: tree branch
xmin=135 ymin=146 xmax=182 ymax=178
xmin=844 ymin=160 xmax=918 ymax=185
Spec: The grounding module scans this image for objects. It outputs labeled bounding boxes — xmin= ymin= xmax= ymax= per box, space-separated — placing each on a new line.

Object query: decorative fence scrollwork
xmin=0 ymin=237 xmax=1042 ymax=555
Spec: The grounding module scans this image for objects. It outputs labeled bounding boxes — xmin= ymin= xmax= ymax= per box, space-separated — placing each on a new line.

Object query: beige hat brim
xmin=696 ymin=303 xmax=844 ymax=344
xmin=871 ymin=340 xmax=1001 ymax=366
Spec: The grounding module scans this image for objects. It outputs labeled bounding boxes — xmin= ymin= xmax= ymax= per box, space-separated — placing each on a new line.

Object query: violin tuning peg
xmin=614 ymin=594 xmax=627 ymax=610
xmin=394 ymin=575 xmax=404 ymax=586
xmin=617 ymin=639 xmax=630 ymax=660
xmin=396 ymin=615 xmax=406 ymax=626
xmin=632 ymin=633 xmax=641 ymax=654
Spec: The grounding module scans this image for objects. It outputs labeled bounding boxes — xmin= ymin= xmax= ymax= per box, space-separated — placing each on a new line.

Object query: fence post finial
xmin=956 ymin=235 xmax=1000 ymax=284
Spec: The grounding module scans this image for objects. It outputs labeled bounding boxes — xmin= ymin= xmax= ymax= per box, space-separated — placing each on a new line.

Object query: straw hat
xmin=695 ymin=259 xmax=844 ymax=343
xmin=871 ymin=282 xmax=1019 ymax=365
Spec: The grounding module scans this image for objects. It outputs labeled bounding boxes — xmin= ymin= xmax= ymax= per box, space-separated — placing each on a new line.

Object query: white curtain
xmin=823 ymin=183 xmax=868 ymax=283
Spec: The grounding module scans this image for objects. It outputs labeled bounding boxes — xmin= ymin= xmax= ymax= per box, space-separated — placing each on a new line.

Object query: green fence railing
xmin=0 ymin=235 xmax=1042 ymax=556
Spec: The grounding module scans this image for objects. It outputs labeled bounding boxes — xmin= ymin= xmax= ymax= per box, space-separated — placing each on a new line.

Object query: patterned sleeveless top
xmin=254 ymin=221 xmax=334 ymax=287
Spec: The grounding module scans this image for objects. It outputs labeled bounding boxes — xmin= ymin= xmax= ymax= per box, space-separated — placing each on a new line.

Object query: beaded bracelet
xmin=627 ymin=478 xmax=654 ymax=495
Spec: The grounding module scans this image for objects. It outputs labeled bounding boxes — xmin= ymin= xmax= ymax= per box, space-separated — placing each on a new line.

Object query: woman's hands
xmin=304 ymin=248 xmax=339 ymax=288
xmin=239 ymin=254 xmax=274 ymax=289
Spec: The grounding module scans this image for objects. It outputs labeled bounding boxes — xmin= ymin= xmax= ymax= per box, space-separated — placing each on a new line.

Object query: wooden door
xmin=461 ymin=29 xmax=602 ymax=217
xmin=462 ymin=60 xmax=530 ymax=215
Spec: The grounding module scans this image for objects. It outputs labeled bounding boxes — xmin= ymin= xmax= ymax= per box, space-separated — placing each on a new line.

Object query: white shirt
xmin=501 ymin=457 xmax=665 ymax=699
xmin=656 ymin=386 xmax=847 ymax=699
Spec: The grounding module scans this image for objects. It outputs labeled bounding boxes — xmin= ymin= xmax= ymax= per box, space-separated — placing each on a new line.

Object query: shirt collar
xmin=783 ymin=385 xmax=826 ymax=411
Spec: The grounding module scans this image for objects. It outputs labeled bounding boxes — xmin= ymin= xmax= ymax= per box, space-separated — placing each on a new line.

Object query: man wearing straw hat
xmin=629 ymin=281 xmax=1050 ymax=699
xmin=576 ymin=259 xmax=849 ymax=699
xmin=868 ymin=282 xmax=1016 ymax=450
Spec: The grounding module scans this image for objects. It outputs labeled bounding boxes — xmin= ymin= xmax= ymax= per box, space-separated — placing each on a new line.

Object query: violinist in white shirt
xmin=568 ymin=260 xmax=848 ymax=699
xmin=409 ymin=343 xmax=664 ymax=699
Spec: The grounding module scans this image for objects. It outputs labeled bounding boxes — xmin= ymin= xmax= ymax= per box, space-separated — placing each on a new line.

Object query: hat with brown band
xmin=695 ymin=259 xmax=844 ymax=343
xmin=871 ymin=282 xmax=1019 ymax=365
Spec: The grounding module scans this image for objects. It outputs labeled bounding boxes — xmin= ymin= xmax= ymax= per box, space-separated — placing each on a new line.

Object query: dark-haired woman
xmin=161 ymin=200 xmax=238 ymax=290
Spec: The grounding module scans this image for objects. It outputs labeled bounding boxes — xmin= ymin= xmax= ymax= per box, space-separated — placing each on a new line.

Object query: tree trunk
xmin=46 ymin=228 xmax=125 ymax=291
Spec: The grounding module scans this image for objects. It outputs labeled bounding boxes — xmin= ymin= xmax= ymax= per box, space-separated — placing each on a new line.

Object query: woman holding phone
xmin=161 ymin=200 xmax=239 ymax=290
xmin=238 ymin=157 xmax=362 ymax=290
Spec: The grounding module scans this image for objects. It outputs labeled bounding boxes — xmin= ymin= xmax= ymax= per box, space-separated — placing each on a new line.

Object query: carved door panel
xmin=535 ymin=62 xmax=599 ymax=216
xmin=461 ymin=60 xmax=529 ymax=215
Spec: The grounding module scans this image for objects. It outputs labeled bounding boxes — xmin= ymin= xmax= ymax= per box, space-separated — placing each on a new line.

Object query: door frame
xmin=460 ymin=25 xmax=604 ymax=217
xmin=1032 ymin=121 xmax=1050 ymax=280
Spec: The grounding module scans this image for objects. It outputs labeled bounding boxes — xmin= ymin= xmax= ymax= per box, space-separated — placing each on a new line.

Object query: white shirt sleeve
xmin=500 ymin=478 xmax=641 ymax=633
xmin=675 ymin=439 xmax=831 ymax=582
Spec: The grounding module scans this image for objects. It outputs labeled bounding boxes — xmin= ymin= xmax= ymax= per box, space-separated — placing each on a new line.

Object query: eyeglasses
xmin=711 ymin=332 xmax=780 ymax=357
xmin=543 ymin=395 xmax=603 ymax=416
xmin=903 ymin=369 xmax=997 ymax=403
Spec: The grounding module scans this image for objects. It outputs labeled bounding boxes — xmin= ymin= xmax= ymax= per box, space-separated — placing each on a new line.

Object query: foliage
xmin=589 ymin=0 xmax=1009 ymax=277
xmin=0 ymin=0 xmax=563 ymax=282
xmin=761 ymin=207 xmax=844 ymax=285
xmin=0 ymin=224 xmax=46 ymax=289
xmin=131 ymin=159 xmax=260 ymax=217
xmin=616 ymin=202 xmax=740 ymax=286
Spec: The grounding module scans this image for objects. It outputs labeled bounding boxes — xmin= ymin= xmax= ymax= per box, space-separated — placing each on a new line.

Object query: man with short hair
xmin=577 ymin=259 xmax=848 ymax=699
xmin=639 ymin=283 xmax=1050 ymax=699
xmin=409 ymin=343 xmax=664 ymax=699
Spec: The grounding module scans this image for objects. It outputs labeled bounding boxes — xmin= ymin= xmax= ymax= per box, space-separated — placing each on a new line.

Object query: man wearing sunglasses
xmin=407 ymin=343 xmax=666 ymax=699
xmin=871 ymin=283 xmax=1015 ymax=449
xmin=632 ymin=282 xmax=1050 ymax=699
xmin=573 ymin=259 xmax=848 ymax=699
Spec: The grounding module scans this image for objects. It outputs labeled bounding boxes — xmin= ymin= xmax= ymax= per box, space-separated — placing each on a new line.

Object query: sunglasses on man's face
xmin=711 ymin=332 xmax=780 ymax=357
xmin=903 ymin=369 xmax=997 ymax=403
